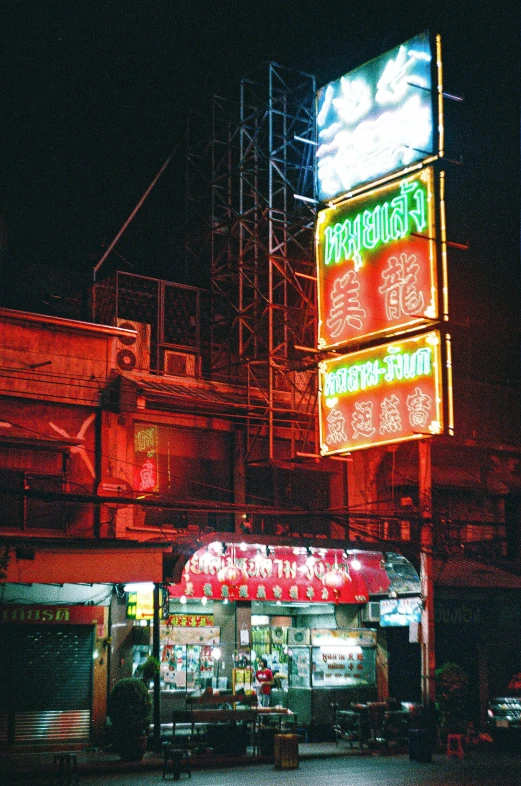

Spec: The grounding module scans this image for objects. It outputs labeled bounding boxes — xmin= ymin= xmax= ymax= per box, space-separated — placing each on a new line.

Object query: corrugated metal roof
xmin=434 ymin=557 xmax=521 ymax=588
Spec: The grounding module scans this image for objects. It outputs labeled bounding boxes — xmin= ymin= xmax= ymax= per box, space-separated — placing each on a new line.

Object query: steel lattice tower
xmin=186 ymin=63 xmax=318 ymax=462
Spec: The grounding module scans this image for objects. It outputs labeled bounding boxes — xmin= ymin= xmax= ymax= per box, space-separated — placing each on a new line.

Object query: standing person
xmin=255 ymin=658 xmax=274 ymax=707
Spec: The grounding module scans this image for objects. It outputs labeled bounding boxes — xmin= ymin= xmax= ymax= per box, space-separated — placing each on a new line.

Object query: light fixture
xmin=180 ymin=595 xmax=187 ymax=605
xmin=350 ymin=558 xmax=362 ymax=571
xmin=123 ymin=582 xmax=154 ymax=593
xmin=201 ymin=596 xmax=208 ymax=605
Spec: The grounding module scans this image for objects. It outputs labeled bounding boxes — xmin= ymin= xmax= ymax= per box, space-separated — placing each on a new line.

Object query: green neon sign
xmin=323 ymin=178 xmax=427 ymax=271
xmin=323 ymin=345 xmax=432 ymax=397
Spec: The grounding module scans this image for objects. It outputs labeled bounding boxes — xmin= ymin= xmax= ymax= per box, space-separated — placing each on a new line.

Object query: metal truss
xmin=185 ymin=63 xmax=319 ymax=462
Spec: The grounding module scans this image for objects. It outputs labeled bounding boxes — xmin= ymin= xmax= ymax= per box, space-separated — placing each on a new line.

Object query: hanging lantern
xmin=322 ymin=567 xmax=352 ymax=601
xmin=217 ymin=564 xmax=247 ymax=591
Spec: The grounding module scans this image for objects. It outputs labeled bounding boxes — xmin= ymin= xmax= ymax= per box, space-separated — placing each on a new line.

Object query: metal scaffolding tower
xmin=186 ymin=63 xmax=318 ymax=463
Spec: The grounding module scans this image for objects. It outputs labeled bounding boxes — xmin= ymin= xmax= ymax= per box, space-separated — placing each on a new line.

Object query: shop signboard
xmin=312 ymin=644 xmax=376 ymax=687
xmin=319 ymin=330 xmax=446 ymax=455
xmin=316 ymin=167 xmax=441 ymax=350
xmin=127 ymin=588 xmax=163 ymax=620
xmin=316 ymin=31 xmax=437 ymax=201
xmin=160 ymin=624 xmax=220 ymax=646
xmin=310 ymin=628 xmax=377 ymax=647
xmin=0 ymin=604 xmax=105 ymax=626
xmin=380 ymin=597 xmax=422 ymax=626
xmin=133 ymin=424 xmax=159 ymax=492
xmin=167 ymin=545 xmax=369 ymax=604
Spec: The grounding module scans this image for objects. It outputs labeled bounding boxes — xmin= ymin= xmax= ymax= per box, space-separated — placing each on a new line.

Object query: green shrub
xmin=108 ymin=678 xmax=152 ymax=739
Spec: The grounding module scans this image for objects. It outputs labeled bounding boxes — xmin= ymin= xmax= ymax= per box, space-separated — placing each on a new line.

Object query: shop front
xmin=127 ymin=542 xmax=422 ymax=738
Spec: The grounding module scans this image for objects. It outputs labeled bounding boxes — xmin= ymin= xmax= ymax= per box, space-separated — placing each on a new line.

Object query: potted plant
xmin=137 ymin=655 xmax=160 ymax=686
xmin=435 ymin=662 xmax=469 ymax=739
xmin=108 ymin=678 xmax=152 ymax=761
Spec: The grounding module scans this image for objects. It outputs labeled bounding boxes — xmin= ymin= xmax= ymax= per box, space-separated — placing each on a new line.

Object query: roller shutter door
xmin=0 ymin=624 xmax=93 ymax=745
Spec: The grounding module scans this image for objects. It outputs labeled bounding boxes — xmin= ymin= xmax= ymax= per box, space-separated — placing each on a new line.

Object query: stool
xmin=447 ymin=733 xmax=465 ymax=759
xmin=52 ymin=752 xmax=79 ymax=785
xmin=163 ymin=744 xmax=191 ymax=780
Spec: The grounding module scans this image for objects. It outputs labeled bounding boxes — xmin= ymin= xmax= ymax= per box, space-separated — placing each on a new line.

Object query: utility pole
xmin=419 ymin=438 xmax=436 ymax=706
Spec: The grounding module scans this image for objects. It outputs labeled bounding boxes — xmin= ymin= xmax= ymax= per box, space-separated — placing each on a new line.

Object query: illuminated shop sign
xmin=311 ymin=645 xmax=376 ymax=687
xmin=168 ymin=545 xmax=370 ymax=604
xmin=380 ymin=597 xmax=422 ymax=627
xmin=127 ymin=588 xmax=163 ymax=620
xmin=316 ymin=31 xmax=436 ymax=200
xmin=316 ymin=168 xmax=438 ymax=349
xmin=318 ymin=331 xmax=445 ymax=455
xmin=133 ymin=424 xmax=159 ymax=492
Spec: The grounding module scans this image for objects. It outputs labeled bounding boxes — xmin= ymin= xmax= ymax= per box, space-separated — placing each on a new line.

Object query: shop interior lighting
xmin=201 ymin=596 xmax=208 ymax=605
xmin=180 ymin=595 xmax=187 ymax=604
xmin=123 ymin=582 xmax=154 ymax=593
xmin=350 ymin=558 xmax=362 ymax=570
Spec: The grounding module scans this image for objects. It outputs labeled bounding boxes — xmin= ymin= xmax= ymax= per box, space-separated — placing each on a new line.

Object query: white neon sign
xmin=316 ymin=32 xmax=435 ymax=200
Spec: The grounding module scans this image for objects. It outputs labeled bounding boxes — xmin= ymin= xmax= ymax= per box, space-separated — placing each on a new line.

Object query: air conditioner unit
xmin=163 ymin=350 xmax=198 ymax=378
xmin=115 ymin=320 xmax=150 ymax=373
xmin=361 ymin=601 xmax=380 ymax=622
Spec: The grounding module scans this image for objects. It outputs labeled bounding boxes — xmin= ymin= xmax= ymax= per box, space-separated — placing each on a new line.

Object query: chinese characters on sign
xmin=311 ymin=645 xmax=376 ymax=687
xmin=316 ymin=31 xmax=435 ymax=200
xmin=133 ymin=424 xmax=159 ymax=492
xmin=318 ymin=331 xmax=444 ymax=455
xmin=316 ymin=168 xmax=437 ymax=349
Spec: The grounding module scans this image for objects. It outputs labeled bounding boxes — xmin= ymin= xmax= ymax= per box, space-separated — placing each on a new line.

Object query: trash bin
xmin=408 ymin=728 xmax=432 ymax=762
xmin=274 ymin=733 xmax=299 ymax=769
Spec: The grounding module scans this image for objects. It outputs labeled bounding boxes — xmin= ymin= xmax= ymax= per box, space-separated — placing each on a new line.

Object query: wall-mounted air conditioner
xmin=114 ymin=320 xmax=151 ymax=373
xmin=163 ymin=350 xmax=198 ymax=378
xmin=361 ymin=601 xmax=380 ymax=622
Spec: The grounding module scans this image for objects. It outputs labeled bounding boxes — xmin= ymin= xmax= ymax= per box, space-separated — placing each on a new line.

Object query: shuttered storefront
xmin=0 ymin=625 xmax=93 ymax=745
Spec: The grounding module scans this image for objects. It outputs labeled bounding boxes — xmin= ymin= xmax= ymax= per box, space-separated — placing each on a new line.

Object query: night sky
xmin=2 ymin=1 xmax=520 ymax=294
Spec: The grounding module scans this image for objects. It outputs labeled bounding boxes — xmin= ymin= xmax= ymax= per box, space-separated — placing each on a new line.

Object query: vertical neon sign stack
xmin=316 ymin=32 xmax=453 ymax=454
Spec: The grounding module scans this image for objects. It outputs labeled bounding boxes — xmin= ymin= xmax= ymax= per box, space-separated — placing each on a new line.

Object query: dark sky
xmin=1 ymin=1 xmax=520 ymax=289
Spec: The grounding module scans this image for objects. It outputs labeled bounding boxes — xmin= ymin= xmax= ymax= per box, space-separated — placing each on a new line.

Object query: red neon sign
xmin=318 ymin=331 xmax=444 ymax=455
xmin=316 ymin=168 xmax=438 ymax=349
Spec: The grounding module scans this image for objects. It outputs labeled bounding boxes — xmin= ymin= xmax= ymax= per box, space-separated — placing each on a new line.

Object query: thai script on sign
xmin=322 ymin=177 xmax=426 ymax=272
xmin=323 ymin=345 xmax=432 ymax=397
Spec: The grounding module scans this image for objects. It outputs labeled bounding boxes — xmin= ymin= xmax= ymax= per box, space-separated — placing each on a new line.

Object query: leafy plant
xmin=108 ymin=678 xmax=152 ymax=740
xmin=137 ymin=655 xmax=161 ymax=684
xmin=435 ymin=662 xmax=469 ymax=736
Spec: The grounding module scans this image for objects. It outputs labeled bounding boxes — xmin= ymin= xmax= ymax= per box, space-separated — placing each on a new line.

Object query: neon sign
xmin=316 ymin=31 xmax=436 ymax=200
xmin=317 ymin=168 xmax=438 ymax=349
xmin=133 ymin=424 xmax=159 ymax=492
xmin=318 ymin=331 xmax=445 ymax=455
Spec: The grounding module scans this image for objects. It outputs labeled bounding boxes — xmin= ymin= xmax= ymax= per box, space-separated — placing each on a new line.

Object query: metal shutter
xmin=0 ymin=624 xmax=93 ymax=745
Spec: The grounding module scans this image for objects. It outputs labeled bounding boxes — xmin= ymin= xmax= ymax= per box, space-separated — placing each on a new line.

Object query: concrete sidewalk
xmin=3 ymin=740 xmax=376 ymax=780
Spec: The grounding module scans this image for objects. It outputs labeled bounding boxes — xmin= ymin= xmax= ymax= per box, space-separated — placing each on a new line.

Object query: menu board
xmin=312 ymin=645 xmax=376 ymax=687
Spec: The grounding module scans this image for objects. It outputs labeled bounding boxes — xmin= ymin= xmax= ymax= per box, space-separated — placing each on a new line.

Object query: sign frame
xmin=316 ymin=166 xmax=440 ymax=350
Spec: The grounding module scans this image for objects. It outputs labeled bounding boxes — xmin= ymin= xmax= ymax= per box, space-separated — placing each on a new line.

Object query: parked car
xmin=487 ymin=674 xmax=521 ymax=746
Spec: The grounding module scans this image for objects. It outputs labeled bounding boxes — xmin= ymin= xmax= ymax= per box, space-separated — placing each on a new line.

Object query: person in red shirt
xmin=255 ymin=658 xmax=274 ymax=707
